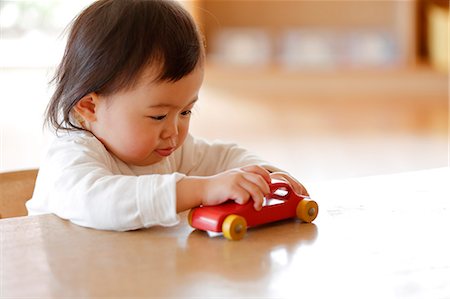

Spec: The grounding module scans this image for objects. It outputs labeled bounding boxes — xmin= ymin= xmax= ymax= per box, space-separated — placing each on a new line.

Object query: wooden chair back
xmin=0 ymin=169 xmax=38 ymax=219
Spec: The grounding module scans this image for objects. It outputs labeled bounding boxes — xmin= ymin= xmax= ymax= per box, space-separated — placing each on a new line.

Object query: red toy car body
xmin=188 ymin=181 xmax=318 ymax=240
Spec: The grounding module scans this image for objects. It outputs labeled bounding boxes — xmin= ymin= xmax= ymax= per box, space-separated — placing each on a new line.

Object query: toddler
xmin=27 ymin=0 xmax=308 ymax=231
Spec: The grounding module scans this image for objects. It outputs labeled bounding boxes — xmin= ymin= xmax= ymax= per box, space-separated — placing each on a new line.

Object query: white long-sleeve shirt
xmin=26 ymin=131 xmax=270 ymax=231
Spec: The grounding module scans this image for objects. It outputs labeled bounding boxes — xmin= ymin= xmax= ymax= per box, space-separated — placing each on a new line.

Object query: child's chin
xmin=123 ymin=154 xmax=164 ymax=167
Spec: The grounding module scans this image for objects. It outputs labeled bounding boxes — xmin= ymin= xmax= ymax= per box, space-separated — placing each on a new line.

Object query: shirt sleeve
xmin=176 ymin=134 xmax=275 ymax=176
xmin=27 ymin=134 xmax=184 ymax=231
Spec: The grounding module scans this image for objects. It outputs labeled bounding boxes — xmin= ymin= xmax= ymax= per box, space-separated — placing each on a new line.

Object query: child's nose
xmin=161 ymin=120 xmax=179 ymax=139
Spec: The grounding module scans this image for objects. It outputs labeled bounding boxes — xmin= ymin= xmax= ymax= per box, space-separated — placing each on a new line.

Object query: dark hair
xmin=46 ymin=0 xmax=204 ymax=132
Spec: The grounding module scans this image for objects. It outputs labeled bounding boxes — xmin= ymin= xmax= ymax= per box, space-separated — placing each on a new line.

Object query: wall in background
xmin=1 ymin=0 xmax=94 ymax=171
xmin=1 ymin=0 xmax=448 ymax=181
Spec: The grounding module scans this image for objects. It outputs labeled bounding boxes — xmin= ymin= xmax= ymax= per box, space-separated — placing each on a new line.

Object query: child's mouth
xmin=155 ymin=147 xmax=175 ymax=157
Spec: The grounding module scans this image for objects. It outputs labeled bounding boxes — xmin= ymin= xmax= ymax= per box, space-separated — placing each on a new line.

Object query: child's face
xmin=90 ymin=65 xmax=204 ymax=166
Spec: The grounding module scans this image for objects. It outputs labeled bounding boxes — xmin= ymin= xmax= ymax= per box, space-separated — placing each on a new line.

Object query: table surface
xmin=2 ymin=167 xmax=449 ymax=298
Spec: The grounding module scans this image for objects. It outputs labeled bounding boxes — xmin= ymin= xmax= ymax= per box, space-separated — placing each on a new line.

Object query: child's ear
xmin=74 ymin=92 xmax=99 ymax=122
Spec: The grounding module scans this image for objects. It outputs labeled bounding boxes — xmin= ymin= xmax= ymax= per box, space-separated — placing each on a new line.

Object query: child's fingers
xmin=229 ymin=171 xmax=269 ymax=210
xmin=230 ymin=188 xmax=251 ymax=205
xmin=205 ymin=168 xmax=271 ymax=210
xmin=242 ymin=171 xmax=270 ymax=195
xmin=237 ymin=178 xmax=265 ymax=211
xmin=270 ymin=172 xmax=309 ymax=197
xmin=241 ymin=165 xmax=271 ymax=184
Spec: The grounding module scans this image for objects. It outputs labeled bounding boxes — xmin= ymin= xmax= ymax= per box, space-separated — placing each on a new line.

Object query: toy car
xmin=188 ymin=181 xmax=318 ymax=240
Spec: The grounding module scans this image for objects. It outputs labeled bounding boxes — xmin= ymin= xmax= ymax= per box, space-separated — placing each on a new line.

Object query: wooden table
xmin=2 ymin=168 xmax=449 ymax=298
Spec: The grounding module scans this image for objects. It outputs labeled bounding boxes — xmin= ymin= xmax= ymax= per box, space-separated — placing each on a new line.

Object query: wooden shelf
xmin=193 ymin=1 xmax=435 ymax=70
xmin=204 ymin=63 xmax=447 ymax=100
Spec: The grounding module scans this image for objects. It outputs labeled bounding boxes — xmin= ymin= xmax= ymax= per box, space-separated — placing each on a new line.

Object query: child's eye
xmin=181 ymin=110 xmax=192 ymax=116
xmin=149 ymin=115 xmax=167 ymax=121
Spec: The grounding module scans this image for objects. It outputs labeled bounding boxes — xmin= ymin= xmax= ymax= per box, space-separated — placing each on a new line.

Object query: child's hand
xmin=176 ymin=166 xmax=307 ymax=213
xmin=269 ymin=172 xmax=309 ymax=197
xmin=201 ymin=165 xmax=271 ymax=211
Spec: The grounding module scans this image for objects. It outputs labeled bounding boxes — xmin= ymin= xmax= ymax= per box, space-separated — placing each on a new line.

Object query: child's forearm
xmin=176 ymin=176 xmax=205 ymax=212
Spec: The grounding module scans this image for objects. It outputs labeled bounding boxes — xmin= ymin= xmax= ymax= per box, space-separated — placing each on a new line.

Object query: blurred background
xmin=0 ymin=0 xmax=448 ymax=182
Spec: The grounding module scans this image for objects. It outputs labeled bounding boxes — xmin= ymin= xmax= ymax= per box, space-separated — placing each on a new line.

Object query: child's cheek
xmin=177 ymin=127 xmax=189 ymax=148
xmin=123 ymin=127 xmax=157 ymax=158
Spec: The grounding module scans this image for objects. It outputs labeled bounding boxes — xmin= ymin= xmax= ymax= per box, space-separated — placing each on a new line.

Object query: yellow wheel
xmin=296 ymin=200 xmax=318 ymax=223
xmin=222 ymin=215 xmax=247 ymax=241
xmin=187 ymin=209 xmax=194 ymax=227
